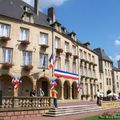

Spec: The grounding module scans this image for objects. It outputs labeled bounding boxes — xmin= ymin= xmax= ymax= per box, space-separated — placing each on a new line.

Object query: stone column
xmin=70 ymin=86 xmax=72 ymax=100
xmin=61 ymin=85 xmax=64 ymax=100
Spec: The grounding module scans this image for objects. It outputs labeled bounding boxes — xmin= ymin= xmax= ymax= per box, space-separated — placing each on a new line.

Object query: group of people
xmin=30 ymin=88 xmax=44 ymax=97
xmin=30 ymin=87 xmax=58 ymax=108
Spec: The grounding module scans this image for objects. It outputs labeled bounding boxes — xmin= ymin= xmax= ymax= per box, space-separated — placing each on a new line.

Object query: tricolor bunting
xmin=54 ymin=69 xmax=79 ymax=79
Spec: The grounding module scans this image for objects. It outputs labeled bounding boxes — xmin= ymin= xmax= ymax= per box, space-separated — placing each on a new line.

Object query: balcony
xmin=2 ymin=62 xmax=13 ymax=69
xmin=56 ymin=48 xmax=63 ymax=53
xmin=19 ymin=40 xmax=30 ymax=46
xmin=22 ymin=64 xmax=33 ymax=71
xmin=0 ymin=36 xmax=11 ymax=42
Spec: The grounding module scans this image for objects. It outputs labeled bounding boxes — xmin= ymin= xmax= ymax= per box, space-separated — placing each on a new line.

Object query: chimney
xmin=34 ymin=0 xmax=39 ymax=16
xmin=118 ymin=59 xmax=120 ymax=69
xmin=48 ymin=7 xmax=56 ymax=23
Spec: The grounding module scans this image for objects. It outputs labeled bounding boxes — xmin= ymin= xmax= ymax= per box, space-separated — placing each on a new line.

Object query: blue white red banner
xmin=54 ymin=69 xmax=79 ymax=80
xmin=49 ymin=54 xmax=54 ymax=69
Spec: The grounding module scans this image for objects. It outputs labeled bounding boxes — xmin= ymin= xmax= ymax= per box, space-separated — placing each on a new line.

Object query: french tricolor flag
xmin=49 ymin=54 xmax=54 ymax=69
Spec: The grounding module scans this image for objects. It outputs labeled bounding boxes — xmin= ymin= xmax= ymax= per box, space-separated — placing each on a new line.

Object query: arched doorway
xmin=72 ymin=82 xmax=77 ymax=99
xmin=37 ymin=77 xmax=50 ymax=97
xmin=19 ymin=76 xmax=33 ymax=96
xmin=0 ymin=74 xmax=13 ymax=96
xmin=55 ymin=79 xmax=62 ymax=100
xmin=64 ymin=81 xmax=70 ymax=99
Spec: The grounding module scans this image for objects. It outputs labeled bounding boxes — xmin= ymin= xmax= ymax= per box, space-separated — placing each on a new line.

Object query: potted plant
xmin=56 ymin=48 xmax=63 ymax=53
xmin=2 ymin=62 xmax=13 ymax=69
xmin=20 ymin=40 xmax=30 ymax=45
xmin=22 ymin=64 xmax=33 ymax=71
xmin=0 ymin=36 xmax=11 ymax=42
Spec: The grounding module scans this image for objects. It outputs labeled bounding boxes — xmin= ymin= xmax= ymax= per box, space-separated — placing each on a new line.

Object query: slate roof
xmin=0 ymin=0 xmax=50 ymax=27
xmin=93 ymin=48 xmax=112 ymax=62
xmin=113 ymin=66 xmax=120 ymax=71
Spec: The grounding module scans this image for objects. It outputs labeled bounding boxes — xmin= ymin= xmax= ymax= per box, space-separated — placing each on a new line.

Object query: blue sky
xmin=23 ymin=0 xmax=120 ymax=66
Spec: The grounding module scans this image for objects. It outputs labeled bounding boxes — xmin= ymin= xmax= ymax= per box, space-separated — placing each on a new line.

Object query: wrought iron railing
xmin=1 ymin=96 xmax=53 ymax=109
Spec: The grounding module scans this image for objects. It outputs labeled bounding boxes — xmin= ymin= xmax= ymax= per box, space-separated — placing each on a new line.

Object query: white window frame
xmin=23 ymin=51 xmax=32 ymax=65
xmin=40 ymin=32 xmax=48 ymax=45
xmin=40 ymin=53 xmax=48 ymax=68
xmin=20 ymin=28 xmax=29 ymax=41
xmin=72 ymin=45 xmax=76 ymax=55
xmin=65 ymin=42 xmax=69 ymax=52
xmin=65 ymin=59 xmax=69 ymax=71
xmin=2 ymin=48 xmax=12 ymax=63
xmin=0 ymin=23 xmax=10 ymax=37
xmin=55 ymin=37 xmax=60 ymax=49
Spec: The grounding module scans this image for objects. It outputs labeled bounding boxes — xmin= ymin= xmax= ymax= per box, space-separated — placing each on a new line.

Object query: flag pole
xmin=52 ymin=28 xmax=54 ymax=77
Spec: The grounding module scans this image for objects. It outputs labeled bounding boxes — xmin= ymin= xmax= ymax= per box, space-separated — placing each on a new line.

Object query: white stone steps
xmin=43 ymin=104 xmax=103 ymax=117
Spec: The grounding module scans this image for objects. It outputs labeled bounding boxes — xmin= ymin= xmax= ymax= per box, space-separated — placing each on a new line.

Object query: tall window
xmin=117 ymin=82 xmax=119 ymax=88
xmin=20 ymin=28 xmax=29 ymax=41
xmin=84 ymin=51 xmax=87 ymax=59
xmin=88 ymin=53 xmax=91 ymax=61
xmin=0 ymin=23 xmax=10 ymax=37
xmin=2 ymin=48 xmax=12 ymax=63
xmin=40 ymin=54 xmax=48 ymax=68
xmin=65 ymin=59 xmax=69 ymax=71
xmin=106 ymin=78 xmax=108 ymax=85
xmin=72 ymin=62 xmax=76 ymax=73
xmin=79 ymin=49 xmax=83 ymax=58
xmin=65 ymin=41 xmax=69 ymax=52
xmin=92 ymin=55 xmax=95 ymax=62
xmin=55 ymin=37 xmax=60 ymax=48
xmin=100 ymin=83 xmax=102 ymax=89
xmin=40 ymin=32 xmax=48 ymax=45
xmin=72 ymin=45 xmax=76 ymax=55
xmin=55 ymin=58 xmax=61 ymax=69
xmin=23 ymin=51 xmax=32 ymax=65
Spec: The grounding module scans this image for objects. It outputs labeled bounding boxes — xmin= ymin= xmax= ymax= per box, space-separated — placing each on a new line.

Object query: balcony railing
xmin=2 ymin=62 xmax=13 ymax=69
xmin=1 ymin=96 xmax=53 ymax=110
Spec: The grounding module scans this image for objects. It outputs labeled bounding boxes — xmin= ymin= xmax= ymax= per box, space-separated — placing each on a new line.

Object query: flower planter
xmin=22 ymin=65 xmax=33 ymax=71
xmin=40 ymin=44 xmax=49 ymax=48
xmin=20 ymin=40 xmax=30 ymax=45
xmin=66 ymin=51 xmax=72 ymax=56
xmin=2 ymin=63 xmax=13 ymax=69
xmin=56 ymin=48 xmax=63 ymax=53
xmin=73 ymin=55 xmax=79 ymax=59
xmin=0 ymin=36 xmax=11 ymax=42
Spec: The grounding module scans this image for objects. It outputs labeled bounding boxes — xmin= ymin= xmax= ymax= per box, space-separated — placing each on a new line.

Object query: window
xmin=106 ymin=78 xmax=108 ymax=85
xmin=40 ymin=32 xmax=48 ymax=45
xmin=100 ymin=83 xmax=102 ymax=89
xmin=72 ymin=45 xmax=76 ymax=55
xmin=2 ymin=48 xmax=12 ymax=63
xmin=23 ymin=51 xmax=32 ymax=65
xmin=55 ymin=37 xmax=60 ymax=48
xmin=83 ymin=51 xmax=87 ymax=59
xmin=40 ymin=54 xmax=48 ymax=68
xmin=88 ymin=53 xmax=91 ymax=61
xmin=79 ymin=49 xmax=83 ymax=58
xmin=0 ymin=23 xmax=10 ymax=37
xmin=20 ymin=28 xmax=29 ymax=41
xmin=55 ymin=58 xmax=61 ymax=69
xmin=117 ymin=82 xmax=119 ymax=88
xmin=88 ymin=68 xmax=91 ymax=77
xmin=109 ymin=79 xmax=111 ymax=85
xmin=65 ymin=42 xmax=69 ymax=52
xmin=65 ymin=59 xmax=69 ymax=71
xmin=72 ymin=62 xmax=76 ymax=73
xmin=92 ymin=55 xmax=95 ymax=62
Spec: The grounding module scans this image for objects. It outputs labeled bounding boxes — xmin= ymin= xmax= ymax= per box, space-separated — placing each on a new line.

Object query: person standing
xmin=39 ymin=88 xmax=44 ymax=97
xmin=97 ymin=90 xmax=100 ymax=105
xmin=51 ymin=88 xmax=58 ymax=108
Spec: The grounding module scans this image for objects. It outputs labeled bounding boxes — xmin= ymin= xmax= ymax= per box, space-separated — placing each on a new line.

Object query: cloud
xmin=23 ymin=0 xmax=68 ymax=9
xmin=115 ymin=39 xmax=120 ymax=46
xmin=115 ymin=55 xmax=120 ymax=61
xmin=40 ymin=0 xmax=68 ymax=9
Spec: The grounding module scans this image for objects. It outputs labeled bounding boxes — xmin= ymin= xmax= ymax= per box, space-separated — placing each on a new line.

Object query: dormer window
xmin=54 ymin=21 xmax=61 ymax=32
xmin=22 ymin=6 xmax=34 ymax=23
xmin=69 ymin=31 xmax=76 ymax=40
